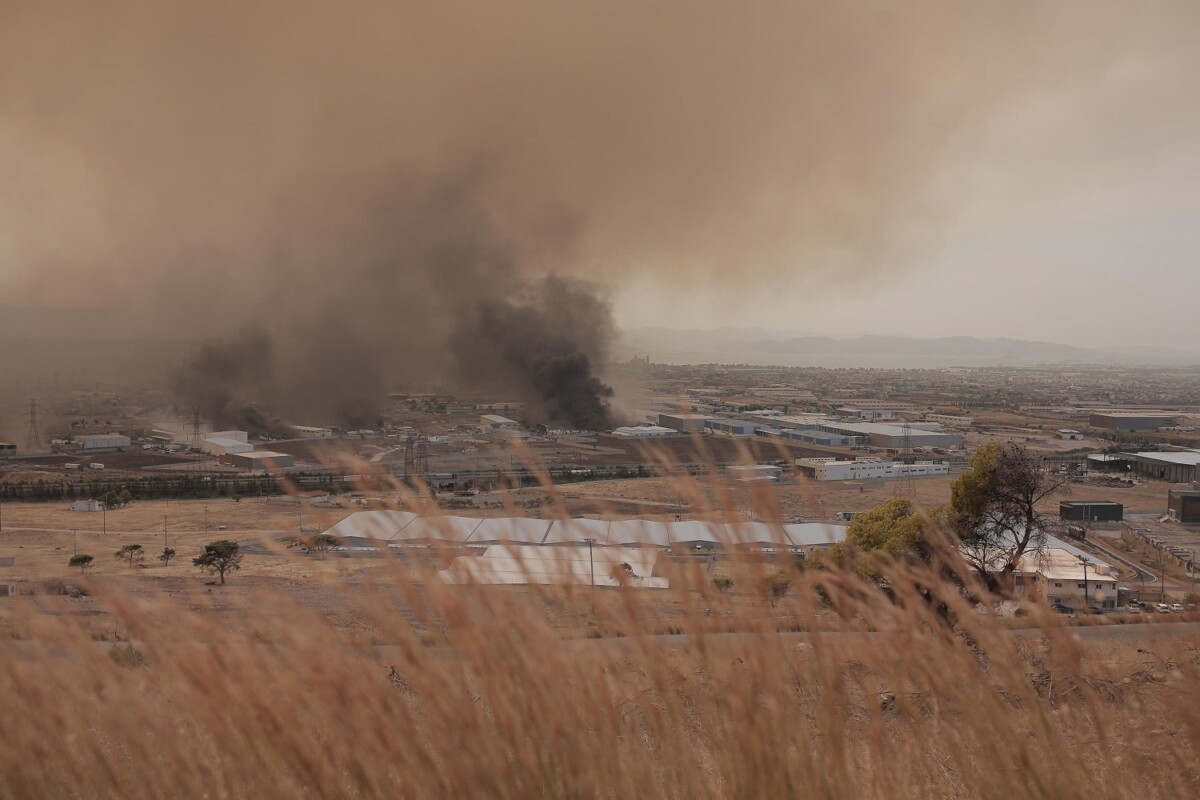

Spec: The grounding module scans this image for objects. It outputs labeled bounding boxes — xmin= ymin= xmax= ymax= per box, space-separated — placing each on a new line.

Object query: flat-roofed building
xmin=705 ymin=418 xmax=757 ymax=436
xmin=817 ymin=422 xmax=961 ymax=449
xmin=1060 ymin=501 xmax=1124 ymax=522
xmin=292 ymin=425 xmax=334 ymax=438
xmin=228 ymin=450 xmax=295 ymax=470
xmin=657 ymin=413 xmax=711 ymax=433
xmin=776 ymin=429 xmax=865 ymax=447
xmin=795 ymin=458 xmax=948 ymax=481
xmin=925 ymin=413 xmax=974 ymax=427
xmin=726 ymin=464 xmax=782 ymax=482
xmin=75 ymin=433 xmax=131 ymax=450
xmin=1168 ymin=489 xmax=1200 ymax=522
xmin=1089 ymin=412 xmax=1179 ymax=432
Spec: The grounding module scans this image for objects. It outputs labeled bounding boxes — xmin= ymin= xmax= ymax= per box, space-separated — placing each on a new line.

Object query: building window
xmin=1054 ymin=582 xmax=1063 ymax=588
xmin=1078 ymin=583 xmax=1086 ymax=589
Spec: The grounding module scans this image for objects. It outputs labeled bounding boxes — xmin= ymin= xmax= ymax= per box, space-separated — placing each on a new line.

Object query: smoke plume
xmin=453 ymin=277 xmax=616 ymax=429
xmin=3 ymin=1 xmax=1198 ymax=422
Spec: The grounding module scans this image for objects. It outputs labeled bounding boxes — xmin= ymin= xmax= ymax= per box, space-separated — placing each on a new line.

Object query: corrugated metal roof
xmin=324 ymin=511 xmax=848 ymax=549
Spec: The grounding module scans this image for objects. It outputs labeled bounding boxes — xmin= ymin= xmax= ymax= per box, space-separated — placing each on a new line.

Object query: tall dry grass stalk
xmin=1 ymin=443 xmax=1197 ymax=798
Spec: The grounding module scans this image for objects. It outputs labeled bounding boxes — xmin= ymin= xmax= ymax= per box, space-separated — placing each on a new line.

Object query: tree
xmin=949 ymin=442 xmax=1068 ymax=590
xmin=193 ymin=540 xmax=243 ymax=584
xmin=764 ymin=572 xmax=790 ymax=607
xmin=305 ymin=533 xmax=339 ymax=558
xmin=69 ymin=554 xmax=94 ymax=573
xmin=827 ymin=498 xmax=934 ymax=580
xmin=114 ymin=543 xmax=145 ymax=568
xmin=159 ymin=547 xmax=177 ymax=566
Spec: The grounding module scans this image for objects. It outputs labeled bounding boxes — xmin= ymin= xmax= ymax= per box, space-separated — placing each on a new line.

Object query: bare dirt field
xmin=0 ymin=496 xmax=353 ymax=535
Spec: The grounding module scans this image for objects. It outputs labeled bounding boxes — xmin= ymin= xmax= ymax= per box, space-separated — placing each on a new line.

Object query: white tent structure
xmin=324 ymin=511 xmax=845 ymax=550
xmin=438 ymin=545 xmax=667 ymax=588
xmin=322 ymin=511 xmax=847 ymax=588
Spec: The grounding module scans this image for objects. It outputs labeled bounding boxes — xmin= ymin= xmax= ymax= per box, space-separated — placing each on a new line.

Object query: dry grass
xmin=1 ymin=453 xmax=1198 ymax=798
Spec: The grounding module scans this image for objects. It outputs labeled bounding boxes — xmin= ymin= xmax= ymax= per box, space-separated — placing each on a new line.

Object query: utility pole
xmin=73 ymin=528 xmax=77 ymax=556
xmin=1160 ymin=553 xmax=1167 ymax=603
xmin=163 ymin=516 xmax=168 ymax=551
xmin=583 ymin=537 xmax=596 ymax=613
xmin=204 ymin=505 xmax=209 ymax=537
xmin=1080 ymin=556 xmax=1089 ymax=614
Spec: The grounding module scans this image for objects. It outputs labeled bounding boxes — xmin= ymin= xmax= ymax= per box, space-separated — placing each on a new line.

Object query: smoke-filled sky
xmin=3 ymin=0 xmax=1199 ymax=352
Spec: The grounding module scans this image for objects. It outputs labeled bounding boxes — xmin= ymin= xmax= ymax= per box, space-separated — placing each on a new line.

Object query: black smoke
xmin=453 ymin=276 xmax=615 ymax=429
xmin=171 ymin=324 xmax=284 ymax=433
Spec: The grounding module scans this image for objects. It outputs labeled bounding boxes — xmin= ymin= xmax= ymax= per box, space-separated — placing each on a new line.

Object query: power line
xmin=23 ymin=399 xmax=43 ymax=452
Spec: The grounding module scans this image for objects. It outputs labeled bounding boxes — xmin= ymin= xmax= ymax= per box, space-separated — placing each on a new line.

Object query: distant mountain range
xmin=615 ymin=327 xmax=1200 ymax=367
xmin=2 ymin=306 xmax=1196 ymax=377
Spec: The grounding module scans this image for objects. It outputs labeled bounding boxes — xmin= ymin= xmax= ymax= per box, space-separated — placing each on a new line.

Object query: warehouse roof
xmin=1127 ymin=450 xmax=1200 ymax=466
xmin=823 ymin=422 xmax=948 ymax=437
xmin=323 ymin=512 xmax=846 ymax=549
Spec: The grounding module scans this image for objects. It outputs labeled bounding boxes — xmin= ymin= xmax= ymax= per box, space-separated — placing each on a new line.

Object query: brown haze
xmin=2 ymin=1 xmax=1198 ymax=425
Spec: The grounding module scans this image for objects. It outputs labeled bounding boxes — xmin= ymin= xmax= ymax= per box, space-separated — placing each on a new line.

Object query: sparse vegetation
xmin=67 ymin=553 xmax=93 ymax=573
xmin=158 ymin=547 xmax=177 ymax=566
xmin=114 ymin=544 xmax=144 ymax=568
xmin=304 ymin=532 xmax=339 ymax=557
xmin=192 ymin=540 xmax=243 ymax=584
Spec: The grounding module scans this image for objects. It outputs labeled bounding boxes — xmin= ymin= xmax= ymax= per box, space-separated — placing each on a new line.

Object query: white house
xmin=68 ymin=499 xmax=104 ymax=512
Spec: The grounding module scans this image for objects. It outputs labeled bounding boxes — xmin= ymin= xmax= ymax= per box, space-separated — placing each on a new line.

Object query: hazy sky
xmin=616 ymin=24 xmax=1200 ymax=347
xmin=2 ymin=1 xmax=1198 ymax=350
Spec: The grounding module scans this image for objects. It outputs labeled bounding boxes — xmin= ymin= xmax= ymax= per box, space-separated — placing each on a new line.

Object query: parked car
xmin=1050 ymin=603 xmax=1075 ymax=614
xmin=1127 ymin=604 xmax=1142 ymax=614
xmin=1155 ymin=603 xmax=1172 ymax=614
xmin=1169 ymin=603 xmax=1185 ymax=613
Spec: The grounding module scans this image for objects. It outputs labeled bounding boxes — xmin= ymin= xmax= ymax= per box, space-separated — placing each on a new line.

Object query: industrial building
xmin=705 ymin=419 xmax=757 ymax=436
xmin=1086 ymin=453 xmax=1131 ymax=473
xmin=610 ymin=424 xmax=679 ymax=439
xmin=228 ymin=450 xmax=295 ymax=470
xmin=726 ymin=464 xmax=782 ymax=482
xmin=0 ymin=442 xmax=15 ymax=457
xmin=745 ymin=413 xmax=832 ymax=429
xmin=776 ymin=429 xmax=865 ymax=447
xmin=1059 ymin=501 xmax=1124 ymax=523
xmin=657 ymin=413 xmax=712 ymax=433
xmin=480 ymin=414 xmax=520 ymax=431
xmin=1018 ymin=547 xmax=1119 ymax=609
xmin=322 ymin=510 xmax=847 ymax=552
xmin=292 ymin=425 xmax=334 ymax=438
xmin=816 ymin=422 xmax=961 ymax=450
xmin=1167 ymin=489 xmax=1200 ymax=523
xmin=794 ymin=458 xmax=949 ymax=481
xmin=201 ymin=431 xmax=253 ymax=457
xmin=1089 ymin=412 xmax=1179 ymax=432
xmin=924 ymin=414 xmax=974 ymax=427
xmin=747 ymin=387 xmax=816 ymax=401
xmin=74 ymin=433 xmax=131 ymax=450
xmin=476 ymin=402 xmax=524 ymax=413
xmin=837 ymin=406 xmax=896 ymax=420
xmin=1058 ymin=429 xmax=1084 ymax=440
xmin=1123 ymin=451 xmax=1200 ymax=483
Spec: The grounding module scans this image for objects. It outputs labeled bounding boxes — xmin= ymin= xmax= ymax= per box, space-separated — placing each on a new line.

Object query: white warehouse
xmin=795 ymin=458 xmax=949 ymax=482
xmin=201 ymin=431 xmax=253 ymax=457
xmin=75 ymin=434 xmax=131 ymax=450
